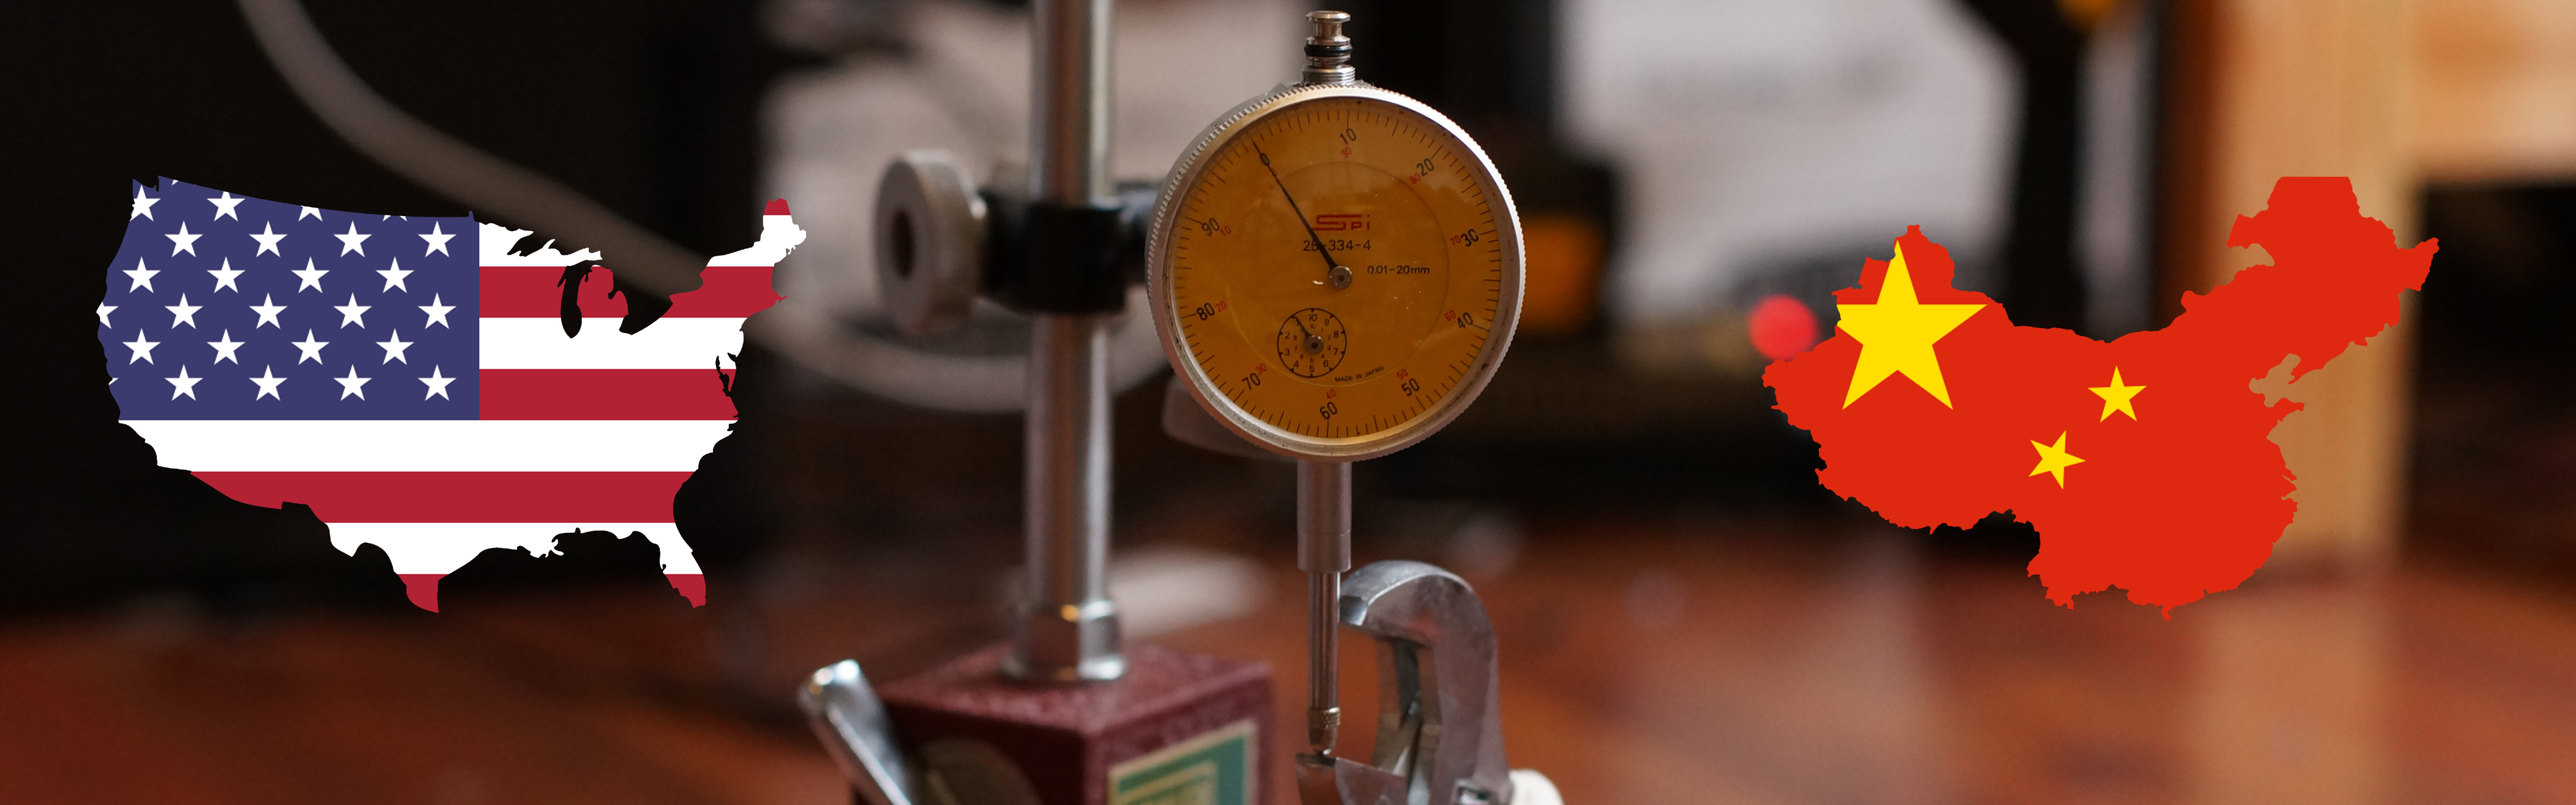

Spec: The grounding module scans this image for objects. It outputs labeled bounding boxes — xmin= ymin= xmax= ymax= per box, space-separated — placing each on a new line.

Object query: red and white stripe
xmin=144 ymin=200 xmax=801 ymax=611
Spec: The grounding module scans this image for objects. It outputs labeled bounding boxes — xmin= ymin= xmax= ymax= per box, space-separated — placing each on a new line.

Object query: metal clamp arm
xmin=1296 ymin=560 xmax=1516 ymax=805
xmin=800 ymin=661 xmax=920 ymax=805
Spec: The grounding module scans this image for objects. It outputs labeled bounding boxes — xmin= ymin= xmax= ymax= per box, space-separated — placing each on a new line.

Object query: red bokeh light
xmin=1748 ymin=294 xmax=1820 ymax=361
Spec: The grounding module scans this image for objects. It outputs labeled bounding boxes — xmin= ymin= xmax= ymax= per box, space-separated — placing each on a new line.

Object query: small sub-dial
xmin=1275 ymin=307 xmax=1350 ymax=379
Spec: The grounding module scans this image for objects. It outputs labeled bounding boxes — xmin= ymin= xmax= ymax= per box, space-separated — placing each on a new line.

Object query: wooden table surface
xmin=4 ymin=513 xmax=2572 ymax=805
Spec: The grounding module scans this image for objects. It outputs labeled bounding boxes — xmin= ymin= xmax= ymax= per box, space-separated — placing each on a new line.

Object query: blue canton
xmin=101 ymin=179 xmax=481 ymax=420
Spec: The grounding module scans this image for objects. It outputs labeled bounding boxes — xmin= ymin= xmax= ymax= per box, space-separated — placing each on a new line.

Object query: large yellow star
xmin=1837 ymin=244 xmax=1987 ymax=407
xmin=2028 ymin=431 xmax=2086 ymax=488
xmin=2089 ymin=368 xmax=2145 ymax=421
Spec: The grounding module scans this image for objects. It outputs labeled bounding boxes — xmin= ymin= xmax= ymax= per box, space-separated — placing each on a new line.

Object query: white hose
xmin=234 ymin=0 xmax=705 ymax=294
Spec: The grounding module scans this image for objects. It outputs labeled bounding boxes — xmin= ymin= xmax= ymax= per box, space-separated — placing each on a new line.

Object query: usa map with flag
xmin=99 ymin=179 xmax=800 ymax=611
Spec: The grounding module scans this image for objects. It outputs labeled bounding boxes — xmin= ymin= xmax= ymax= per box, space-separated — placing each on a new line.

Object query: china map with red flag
xmin=1763 ymin=177 xmax=2435 ymax=611
xmin=99 ymin=179 xmax=800 ymax=611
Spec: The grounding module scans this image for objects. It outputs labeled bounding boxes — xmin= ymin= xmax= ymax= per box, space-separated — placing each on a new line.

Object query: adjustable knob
xmin=874 ymin=150 xmax=988 ymax=337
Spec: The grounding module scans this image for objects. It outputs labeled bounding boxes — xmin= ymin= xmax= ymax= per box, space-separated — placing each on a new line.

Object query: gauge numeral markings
xmin=1175 ymin=100 xmax=1514 ymax=442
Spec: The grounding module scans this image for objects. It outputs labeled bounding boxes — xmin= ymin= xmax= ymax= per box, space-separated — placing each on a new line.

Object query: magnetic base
xmin=881 ymin=643 xmax=1275 ymax=805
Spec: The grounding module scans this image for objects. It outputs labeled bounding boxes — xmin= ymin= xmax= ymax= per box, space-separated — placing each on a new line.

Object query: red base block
xmin=881 ymin=644 xmax=1274 ymax=805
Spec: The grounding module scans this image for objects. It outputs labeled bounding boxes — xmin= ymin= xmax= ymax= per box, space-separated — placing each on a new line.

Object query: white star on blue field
xmin=101 ymin=179 xmax=481 ymax=420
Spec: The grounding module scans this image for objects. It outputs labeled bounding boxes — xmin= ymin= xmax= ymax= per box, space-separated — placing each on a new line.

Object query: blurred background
xmin=7 ymin=0 xmax=2576 ymax=802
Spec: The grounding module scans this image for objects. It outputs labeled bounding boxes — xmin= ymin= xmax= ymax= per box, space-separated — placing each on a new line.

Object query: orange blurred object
xmin=1516 ymin=213 xmax=1606 ymax=335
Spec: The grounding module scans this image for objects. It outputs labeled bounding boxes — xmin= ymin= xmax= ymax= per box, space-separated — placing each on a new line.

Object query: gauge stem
xmin=1297 ymin=459 xmax=1353 ymax=756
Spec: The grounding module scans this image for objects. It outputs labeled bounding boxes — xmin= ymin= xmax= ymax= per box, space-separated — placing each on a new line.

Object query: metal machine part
xmin=1300 ymin=10 xmax=1356 ymax=87
xmin=876 ymin=156 xmax=1165 ymax=336
xmin=803 ymin=660 xmax=1053 ymax=805
xmin=1140 ymin=13 xmax=1555 ymax=802
xmin=875 ymin=151 xmax=990 ymax=337
xmin=1297 ymin=459 xmax=1354 ymax=757
xmin=1144 ymin=36 xmax=1527 ymax=464
xmin=801 ymin=661 xmax=920 ymax=805
xmin=1295 ymin=561 xmax=1513 ymax=805
xmin=1146 ymin=7 xmax=1527 ymax=766
xmin=1003 ymin=0 xmax=1126 ymax=683
xmin=1032 ymin=0 xmax=1115 ymax=208
xmin=1005 ymin=311 xmax=1126 ymax=682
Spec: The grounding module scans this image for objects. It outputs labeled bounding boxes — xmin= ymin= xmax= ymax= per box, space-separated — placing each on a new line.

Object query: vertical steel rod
xmin=1033 ymin=0 xmax=1113 ymax=206
xmin=1297 ymin=459 xmax=1353 ymax=755
xmin=1006 ymin=0 xmax=1124 ymax=683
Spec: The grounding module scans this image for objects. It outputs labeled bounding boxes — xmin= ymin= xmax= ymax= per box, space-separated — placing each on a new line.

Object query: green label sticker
xmin=1108 ymin=718 xmax=1257 ymax=805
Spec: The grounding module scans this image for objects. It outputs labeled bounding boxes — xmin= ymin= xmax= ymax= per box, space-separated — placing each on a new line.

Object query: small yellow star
xmin=1836 ymin=243 xmax=1987 ymax=408
xmin=2089 ymin=368 xmax=2145 ymax=421
xmin=2028 ymin=431 xmax=2086 ymax=488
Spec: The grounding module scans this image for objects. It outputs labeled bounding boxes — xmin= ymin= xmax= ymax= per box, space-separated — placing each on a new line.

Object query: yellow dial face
xmin=1160 ymin=92 xmax=1517 ymax=452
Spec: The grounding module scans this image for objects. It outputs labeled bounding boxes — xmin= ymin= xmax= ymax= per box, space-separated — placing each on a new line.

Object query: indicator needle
xmin=1255 ymin=145 xmax=1354 ymax=289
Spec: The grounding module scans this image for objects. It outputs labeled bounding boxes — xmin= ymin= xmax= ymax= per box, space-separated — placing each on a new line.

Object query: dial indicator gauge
xmin=1149 ymin=85 xmax=1524 ymax=460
